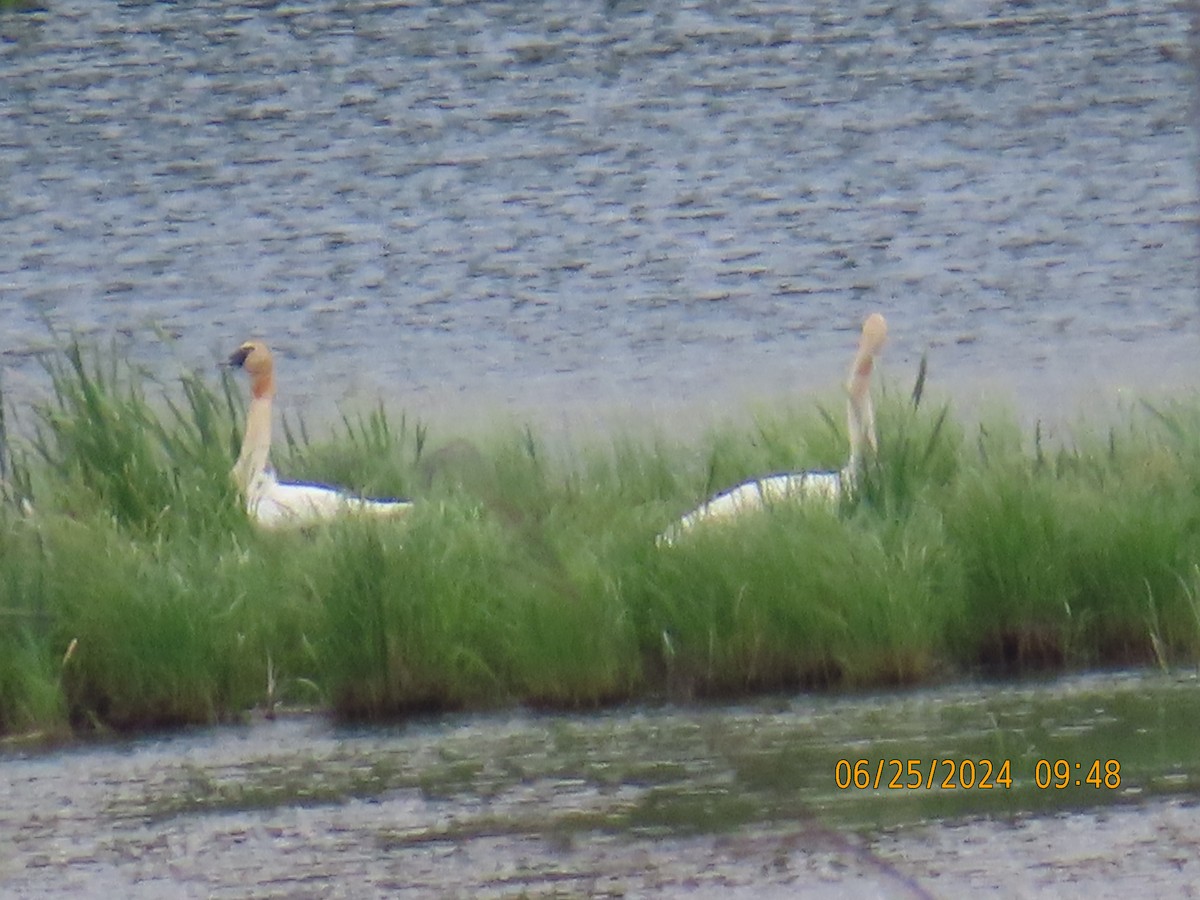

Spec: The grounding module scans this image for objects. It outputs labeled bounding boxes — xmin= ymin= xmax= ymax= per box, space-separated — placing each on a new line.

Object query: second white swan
xmin=660 ymin=313 xmax=887 ymax=544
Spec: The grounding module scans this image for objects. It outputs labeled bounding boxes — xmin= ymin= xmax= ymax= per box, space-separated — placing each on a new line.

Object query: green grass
xmin=2 ymin=341 xmax=1200 ymax=739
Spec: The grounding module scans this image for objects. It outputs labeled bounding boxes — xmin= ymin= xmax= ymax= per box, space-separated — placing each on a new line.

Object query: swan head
xmin=852 ymin=314 xmax=887 ymax=379
xmin=227 ymin=340 xmax=275 ymax=399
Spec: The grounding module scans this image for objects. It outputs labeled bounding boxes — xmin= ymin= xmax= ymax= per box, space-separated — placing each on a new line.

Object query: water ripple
xmin=0 ymin=0 xmax=1195 ymax=432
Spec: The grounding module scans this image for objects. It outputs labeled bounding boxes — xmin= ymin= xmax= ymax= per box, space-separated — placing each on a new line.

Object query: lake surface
xmin=1 ymin=0 xmax=1197 ymax=437
xmin=2 ymin=670 xmax=1198 ymax=897
xmin=2 ymin=4 xmax=1199 ymax=891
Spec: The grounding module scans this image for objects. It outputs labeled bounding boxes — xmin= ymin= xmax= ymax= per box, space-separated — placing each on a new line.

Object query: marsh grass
xmin=317 ymin=504 xmax=641 ymax=719
xmin=31 ymin=341 xmax=245 ymax=538
xmin=639 ymin=500 xmax=959 ymax=696
xmin=0 ymin=519 xmax=65 ymax=737
xmin=945 ymin=405 xmax=1200 ymax=671
xmin=858 ymin=361 xmax=960 ymax=517
xmin=279 ymin=404 xmax=424 ymax=501
xmin=3 ymin=341 xmax=1200 ymax=737
xmin=8 ymin=509 xmax=331 ymax=733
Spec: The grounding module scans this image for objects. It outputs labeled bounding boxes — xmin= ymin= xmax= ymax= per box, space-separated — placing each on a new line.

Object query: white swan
xmin=227 ymin=341 xmax=413 ymax=528
xmin=660 ymin=313 xmax=887 ymax=544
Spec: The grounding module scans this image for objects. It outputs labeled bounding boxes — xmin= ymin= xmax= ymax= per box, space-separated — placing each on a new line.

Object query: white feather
xmin=658 ymin=470 xmax=843 ymax=545
xmin=245 ymin=468 xmax=412 ymax=530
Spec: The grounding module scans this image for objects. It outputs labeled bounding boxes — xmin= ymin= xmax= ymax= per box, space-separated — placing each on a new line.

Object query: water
xmin=2 ymin=671 xmax=1198 ymax=896
xmin=1 ymin=0 xmax=1196 ymax=437
xmin=2 ymin=4 xmax=1199 ymax=892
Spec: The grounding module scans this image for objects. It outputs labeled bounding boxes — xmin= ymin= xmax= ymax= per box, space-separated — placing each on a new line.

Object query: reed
xmin=2 ymin=341 xmax=1200 ymax=738
xmin=31 ymin=341 xmax=246 ymax=538
xmin=278 ymin=403 xmax=424 ymax=501
xmin=5 ymin=510 xmax=333 ymax=733
xmin=316 ymin=465 xmax=648 ymax=719
xmin=0 ymin=518 xmax=66 ymax=737
xmin=944 ymin=407 xmax=1200 ymax=670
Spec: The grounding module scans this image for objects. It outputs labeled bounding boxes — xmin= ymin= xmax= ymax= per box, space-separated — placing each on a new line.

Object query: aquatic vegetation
xmin=30 ymin=341 xmax=246 ymax=539
xmin=2 ymin=342 xmax=1200 ymax=737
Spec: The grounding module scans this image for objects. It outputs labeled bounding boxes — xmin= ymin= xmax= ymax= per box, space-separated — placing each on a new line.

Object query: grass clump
xmin=31 ymin=341 xmax=245 ymax=539
xmin=945 ymin=409 xmax=1200 ymax=671
xmin=27 ymin=509 xmax=324 ymax=731
xmin=639 ymin=502 xmax=957 ymax=696
xmin=3 ymin=340 xmax=1200 ymax=738
xmin=276 ymin=404 xmax=423 ymax=502
xmin=317 ymin=476 xmax=644 ymax=720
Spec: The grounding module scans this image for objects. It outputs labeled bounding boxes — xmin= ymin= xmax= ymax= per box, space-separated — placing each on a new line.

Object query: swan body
xmin=228 ymin=341 xmax=413 ymax=529
xmin=660 ymin=313 xmax=886 ymax=544
xmin=669 ymin=469 xmax=842 ymax=534
xmin=243 ymin=466 xmax=410 ymax=529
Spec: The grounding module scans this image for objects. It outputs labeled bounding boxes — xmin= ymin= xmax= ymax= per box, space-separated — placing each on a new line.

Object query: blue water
xmin=2 ymin=670 xmax=1197 ymax=896
xmin=1 ymin=0 xmax=1196 ymax=432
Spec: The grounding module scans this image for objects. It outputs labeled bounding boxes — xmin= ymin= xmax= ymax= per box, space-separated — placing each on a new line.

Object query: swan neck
xmin=233 ymin=395 xmax=273 ymax=495
xmin=845 ymin=347 xmax=878 ymax=474
xmin=251 ymin=369 xmax=276 ymax=401
xmin=845 ymin=391 xmax=876 ymax=474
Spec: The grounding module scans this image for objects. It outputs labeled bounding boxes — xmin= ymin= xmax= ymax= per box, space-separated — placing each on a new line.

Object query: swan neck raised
xmin=250 ymin=367 xmax=275 ymax=401
xmin=844 ymin=313 xmax=886 ymax=474
xmin=233 ymin=395 xmax=273 ymax=496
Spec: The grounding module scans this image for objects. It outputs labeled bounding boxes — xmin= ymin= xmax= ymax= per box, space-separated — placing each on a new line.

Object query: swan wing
xmin=246 ymin=473 xmax=412 ymax=528
xmin=660 ymin=470 xmax=842 ymax=544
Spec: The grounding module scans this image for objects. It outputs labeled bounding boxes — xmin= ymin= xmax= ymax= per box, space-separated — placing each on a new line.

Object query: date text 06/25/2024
xmin=834 ymin=758 xmax=1122 ymax=791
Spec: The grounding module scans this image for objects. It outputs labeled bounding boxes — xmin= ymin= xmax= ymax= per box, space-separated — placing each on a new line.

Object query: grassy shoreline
xmin=2 ymin=342 xmax=1199 ymax=739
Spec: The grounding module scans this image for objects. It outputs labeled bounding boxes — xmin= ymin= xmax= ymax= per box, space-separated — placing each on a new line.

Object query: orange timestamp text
xmin=834 ymin=758 xmax=1122 ymax=791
